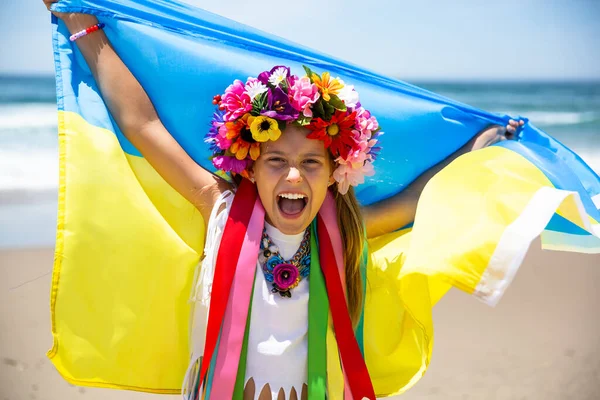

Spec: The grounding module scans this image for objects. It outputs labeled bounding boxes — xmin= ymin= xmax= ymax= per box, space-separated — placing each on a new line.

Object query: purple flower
xmin=212 ymin=155 xmax=251 ymax=174
xmin=287 ymin=74 xmax=297 ymax=88
xmin=261 ymin=87 xmax=299 ymax=121
xmin=272 ymin=263 xmax=300 ymax=290
xmin=257 ymin=70 xmax=271 ymax=86
xmin=257 ymin=65 xmax=291 ymax=87
xmin=205 ymin=109 xmax=225 ymax=152
xmin=368 ymin=129 xmax=383 ymax=160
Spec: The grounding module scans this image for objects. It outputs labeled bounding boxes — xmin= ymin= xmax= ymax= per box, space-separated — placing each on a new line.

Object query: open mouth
xmin=277 ymin=192 xmax=308 ymax=218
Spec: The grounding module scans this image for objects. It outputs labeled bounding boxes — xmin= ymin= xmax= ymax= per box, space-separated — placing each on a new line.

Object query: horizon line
xmin=2 ymin=72 xmax=600 ymax=84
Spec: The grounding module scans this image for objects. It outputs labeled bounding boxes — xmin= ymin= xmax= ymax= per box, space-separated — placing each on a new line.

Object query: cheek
xmin=306 ymin=171 xmax=331 ymax=204
xmin=306 ymin=166 xmax=332 ymax=187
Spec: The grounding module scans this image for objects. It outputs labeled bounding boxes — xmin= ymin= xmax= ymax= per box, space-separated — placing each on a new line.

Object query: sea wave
xmin=0 ymin=149 xmax=58 ymax=192
xmin=0 ymin=103 xmax=58 ymax=131
xmin=0 ymin=103 xmax=597 ymax=194
xmin=0 ymin=145 xmax=597 ymax=194
xmin=498 ymin=110 xmax=599 ymax=127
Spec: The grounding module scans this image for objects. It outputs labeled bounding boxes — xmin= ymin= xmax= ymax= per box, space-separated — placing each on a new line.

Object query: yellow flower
xmin=311 ymin=71 xmax=343 ymax=102
xmin=249 ymin=115 xmax=281 ymax=142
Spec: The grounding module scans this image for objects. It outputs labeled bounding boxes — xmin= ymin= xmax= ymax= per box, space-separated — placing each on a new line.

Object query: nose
xmin=286 ymin=167 xmax=303 ymax=184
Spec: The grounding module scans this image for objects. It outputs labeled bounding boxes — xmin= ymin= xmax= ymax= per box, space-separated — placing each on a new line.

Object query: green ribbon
xmin=226 ymin=221 xmax=330 ymax=399
xmin=307 ymin=220 xmax=329 ymax=399
xmin=355 ymin=240 xmax=368 ymax=357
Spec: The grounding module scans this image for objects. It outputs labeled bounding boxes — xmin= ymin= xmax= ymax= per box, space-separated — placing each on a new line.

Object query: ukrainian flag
xmin=47 ymin=0 xmax=600 ymax=396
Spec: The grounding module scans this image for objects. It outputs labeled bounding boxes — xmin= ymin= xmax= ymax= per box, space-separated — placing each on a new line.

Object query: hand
xmin=43 ymin=0 xmax=68 ymax=19
xmin=468 ymin=119 xmax=524 ymax=151
xmin=505 ymin=119 xmax=524 ymax=139
xmin=43 ymin=0 xmax=99 ymax=31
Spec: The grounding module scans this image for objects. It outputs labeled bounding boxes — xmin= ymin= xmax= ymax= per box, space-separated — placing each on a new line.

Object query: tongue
xmin=279 ymin=198 xmax=305 ymax=215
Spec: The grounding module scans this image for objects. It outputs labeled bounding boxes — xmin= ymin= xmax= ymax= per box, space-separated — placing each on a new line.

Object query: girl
xmin=44 ymin=1 xmax=523 ymax=399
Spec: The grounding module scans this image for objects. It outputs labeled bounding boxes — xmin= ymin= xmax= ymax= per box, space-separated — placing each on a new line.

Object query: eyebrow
xmin=262 ymin=150 xmax=327 ymax=158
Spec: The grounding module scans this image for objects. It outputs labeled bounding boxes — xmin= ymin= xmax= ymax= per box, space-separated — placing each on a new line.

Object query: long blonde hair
xmin=331 ymin=185 xmax=365 ymax=328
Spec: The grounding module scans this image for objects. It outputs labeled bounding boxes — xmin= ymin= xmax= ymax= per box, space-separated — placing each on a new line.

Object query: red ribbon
xmin=197 ymin=179 xmax=256 ymax=396
xmin=317 ymin=215 xmax=375 ymax=400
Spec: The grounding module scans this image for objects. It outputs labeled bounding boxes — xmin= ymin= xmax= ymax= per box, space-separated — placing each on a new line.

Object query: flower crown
xmin=205 ymin=65 xmax=382 ymax=194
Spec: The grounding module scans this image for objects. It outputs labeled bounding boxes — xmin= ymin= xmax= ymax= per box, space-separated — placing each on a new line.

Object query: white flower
xmin=245 ymin=80 xmax=268 ymax=101
xmin=268 ymin=67 xmax=288 ymax=87
xmin=337 ymin=79 xmax=360 ymax=109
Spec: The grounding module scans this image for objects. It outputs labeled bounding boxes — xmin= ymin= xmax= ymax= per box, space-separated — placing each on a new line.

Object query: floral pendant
xmin=270 ymin=263 xmax=300 ymax=298
xmin=259 ymin=228 xmax=311 ymax=298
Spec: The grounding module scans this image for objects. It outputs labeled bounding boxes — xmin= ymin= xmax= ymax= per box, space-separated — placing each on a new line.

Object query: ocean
xmin=1 ymin=76 xmax=599 ymax=248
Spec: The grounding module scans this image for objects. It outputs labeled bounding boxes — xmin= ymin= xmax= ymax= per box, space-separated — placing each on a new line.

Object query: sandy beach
xmin=1 ymin=240 xmax=598 ymax=400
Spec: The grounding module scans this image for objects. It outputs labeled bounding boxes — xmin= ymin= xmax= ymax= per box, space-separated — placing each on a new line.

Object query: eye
xmin=267 ymin=157 xmax=286 ymax=163
xmin=303 ymin=159 xmax=321 ymax=165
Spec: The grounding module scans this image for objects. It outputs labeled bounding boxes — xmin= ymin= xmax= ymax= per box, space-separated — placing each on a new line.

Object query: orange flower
xmin=311 ymin=71 xmax=343 ymax=102
xmin=230 ymin=135 xmax=260 ymax=160
xmin=222 ymin=120 xmax=244 ymax=140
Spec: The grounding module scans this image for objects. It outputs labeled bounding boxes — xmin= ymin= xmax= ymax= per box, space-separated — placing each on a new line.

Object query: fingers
xmin=505 ymin=119 xmax=524 ymax=139
xmin=43 ymin=0 xmax=58 ymax=11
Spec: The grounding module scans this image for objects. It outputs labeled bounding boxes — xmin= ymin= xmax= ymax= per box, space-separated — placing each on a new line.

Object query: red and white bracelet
xmin=69 ymin=23 xmax=105 ymax=42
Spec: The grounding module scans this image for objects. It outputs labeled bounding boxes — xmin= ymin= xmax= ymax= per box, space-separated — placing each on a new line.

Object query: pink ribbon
xmin=319 ymin=192 xmax=353 ymax=400
xmin=210 ymin=197 xmax=265 ymax=398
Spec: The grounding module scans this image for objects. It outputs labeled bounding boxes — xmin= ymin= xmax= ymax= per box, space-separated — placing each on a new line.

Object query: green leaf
xmin=251 ymin=92 xmax=268 ymax=115
xmin=313 ymin=98 xmax=325 ymax=118
xmin=323 ymin=102 xmax=335 ymax=120
xmin=327 ymin=94 xmax=347 ymax=111
xmin=296 ymin=114 xmax=312 ymax=126
xmin=303 ymin=65 xmax=316 ymax=82
xmin=277 ymin=119 xmax=286 ymax=131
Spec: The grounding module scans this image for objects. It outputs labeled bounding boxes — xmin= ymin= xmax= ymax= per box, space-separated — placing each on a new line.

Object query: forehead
xmin=261 ymin=125 xmax=327 ymax=156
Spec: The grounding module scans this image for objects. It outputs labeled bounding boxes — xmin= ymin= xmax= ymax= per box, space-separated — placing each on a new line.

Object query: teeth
xmin=279 ymin=193 xmax=306 ymax=200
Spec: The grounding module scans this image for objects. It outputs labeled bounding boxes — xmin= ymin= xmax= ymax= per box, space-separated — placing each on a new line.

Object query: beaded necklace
xmin=258 ymin=227 xmax=311 ymax=298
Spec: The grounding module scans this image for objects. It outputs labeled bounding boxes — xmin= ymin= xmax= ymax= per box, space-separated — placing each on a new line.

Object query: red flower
xmin=306 ymin=110 xmax=357 ymax=159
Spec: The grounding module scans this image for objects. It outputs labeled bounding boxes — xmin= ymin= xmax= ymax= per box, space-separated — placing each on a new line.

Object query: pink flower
xmin=272 ymin=263 xmax=300 ymax=290
xmin=215 ymin=126 xmax=232 ymax=150
xmin=354 ymin=107 xmax=379 ymax=136
xmin=221 ymin=80 xmax=252 ymax=121
xmin=344 ymin=147 xmax=368 ymax=165
xmin=333 ymin=159 xmax=375 ymax=195
xmin=289 ymin=76 xmax=320 ymax=117
xmin=212 ymin=155 xmax=251 ymax=173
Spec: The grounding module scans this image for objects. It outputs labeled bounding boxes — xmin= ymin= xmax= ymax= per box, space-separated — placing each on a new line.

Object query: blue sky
xmin=2 ymin=0 xmax=599 ymax=80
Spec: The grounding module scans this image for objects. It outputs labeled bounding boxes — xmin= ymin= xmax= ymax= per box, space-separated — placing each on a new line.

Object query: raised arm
xmin=363 ymin=120 xmax=523 ymax=238
xmin=44 ymin=2 xmax=231 ymax=223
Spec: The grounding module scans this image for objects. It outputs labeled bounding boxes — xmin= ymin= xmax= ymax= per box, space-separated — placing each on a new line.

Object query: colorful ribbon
xmin=211 ymin=197 xmax=265 ymax=398
xmin=318 ymin=193 xmax=354 ymax=399
xmin=197 ymin=179 xmax=257 ymax=397
xmin=200 ymin=184 xmax=373 ymax=398
xmin=317 ymin=215 xmax=376 ymax=399
xmin=307 ymin=221 xmax=328 ymax=398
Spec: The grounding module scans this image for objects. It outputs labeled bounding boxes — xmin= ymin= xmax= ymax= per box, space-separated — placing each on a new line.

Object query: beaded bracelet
xmin=69 ymin=23 xmax=105 ymax=42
